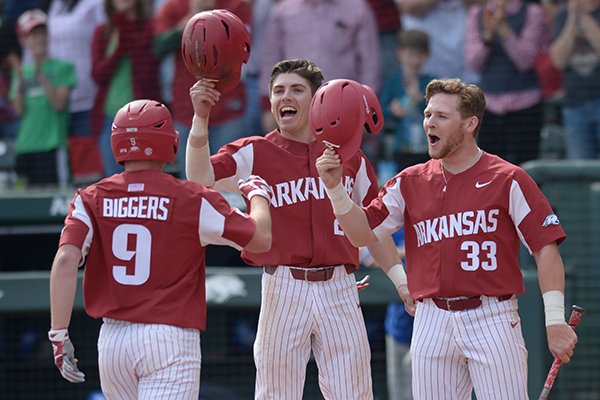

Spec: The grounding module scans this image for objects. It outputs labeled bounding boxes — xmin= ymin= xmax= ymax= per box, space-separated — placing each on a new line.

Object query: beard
xmin=428 ymin=127 xmax=466 ymax=160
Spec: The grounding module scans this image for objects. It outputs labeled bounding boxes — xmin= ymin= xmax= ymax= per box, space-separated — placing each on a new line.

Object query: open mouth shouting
xmin=280 ymin=106 xmax=297 ymax=121
xmin=428 ymin=134 xmax=441 ymax=146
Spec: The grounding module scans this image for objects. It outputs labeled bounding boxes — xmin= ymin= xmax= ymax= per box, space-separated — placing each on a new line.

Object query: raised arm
xmin=533 ymin=242 xmax=578 ymax=363
xmin=186 ymin=79 xmax=219 ymax=186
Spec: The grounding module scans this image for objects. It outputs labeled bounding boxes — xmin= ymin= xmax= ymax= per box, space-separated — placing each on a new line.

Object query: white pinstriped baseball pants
xmin=254 ymin=265 xmax=373 ymax=400
xmin=98 ymin=318 xmax=201 ymax=399
xmin=411 ymin=296 xmax=528 ymax=400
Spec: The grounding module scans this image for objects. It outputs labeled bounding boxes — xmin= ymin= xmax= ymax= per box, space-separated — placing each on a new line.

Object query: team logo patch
xmin=206 ymin=274 xmax=247 ymax=304
xmin=542 ymin=214 xmax=560 ymax=227
xmin=144 ymin=147 xmax=153 ymax=156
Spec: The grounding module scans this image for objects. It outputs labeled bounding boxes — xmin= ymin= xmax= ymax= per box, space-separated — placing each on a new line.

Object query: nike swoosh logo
xmin=475 ymin=181 xmax=492 ymax=188
xmin=511 ymin=321 xmax=519 ymax=328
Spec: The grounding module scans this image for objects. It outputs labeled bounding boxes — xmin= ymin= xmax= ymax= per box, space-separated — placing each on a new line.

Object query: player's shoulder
xmin=218 ymin=134 xmax=270 ymax=154
xmin=399 ymin=158 xmax=436 ymax=178
xmin=483 ymin=152 xmax=531 ymax=181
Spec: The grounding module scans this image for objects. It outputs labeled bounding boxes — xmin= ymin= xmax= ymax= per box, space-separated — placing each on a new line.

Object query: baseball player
xmin=48 ymin=99 xmax=273 ymax=399
xmin=186 ymin=59 xmax=408 ymax=400
xmin=316 ymin=78 xmax=579 ymax=399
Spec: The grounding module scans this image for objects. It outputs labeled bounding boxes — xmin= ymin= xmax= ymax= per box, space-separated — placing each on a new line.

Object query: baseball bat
xmin=538 ymin=305 xmax=585 ymax=400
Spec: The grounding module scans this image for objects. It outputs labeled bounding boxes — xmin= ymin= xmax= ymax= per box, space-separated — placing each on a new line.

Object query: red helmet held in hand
xmin=181 ymin=9 xmax=251 ymax=93
xmin=310 ymin=79 xmax=384 ymax=162
xmin=111 ymin=100 xmax=179 ymax=165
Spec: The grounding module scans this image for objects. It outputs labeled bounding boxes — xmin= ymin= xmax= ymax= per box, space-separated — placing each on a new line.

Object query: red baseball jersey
xmin=210 ymin=130 xmax=379 ymax=269
xmin=364 ymin=152 xmax=566 ymax=299
xmin=59 ymin=169 xmax=256 ymax=330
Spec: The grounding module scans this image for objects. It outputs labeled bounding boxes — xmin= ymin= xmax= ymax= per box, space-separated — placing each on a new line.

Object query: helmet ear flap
xmin=361 ymin=85 xmax=384 ymax=135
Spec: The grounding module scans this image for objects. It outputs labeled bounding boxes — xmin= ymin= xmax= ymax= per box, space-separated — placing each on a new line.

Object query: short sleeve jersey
xmin=59 ymin=169 xmax=256 ymax=330
xmin=209 ymin=130 xmax=380 ymax=269
xmin=364 ymin=152 xmax=565 ymax=299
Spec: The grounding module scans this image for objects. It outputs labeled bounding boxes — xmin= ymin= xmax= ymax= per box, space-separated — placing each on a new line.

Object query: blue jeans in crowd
xmin=563 ymin=96 xmax=600 ymax=159
xmin=99 ymin=115 xmax=123 ymax=177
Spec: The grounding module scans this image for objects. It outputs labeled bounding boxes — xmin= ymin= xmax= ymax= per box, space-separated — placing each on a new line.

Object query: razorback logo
xmin=205 ymin=274 xmax=247 ymax=304
xmin=541 ymin=214 xmax=560 ymax=228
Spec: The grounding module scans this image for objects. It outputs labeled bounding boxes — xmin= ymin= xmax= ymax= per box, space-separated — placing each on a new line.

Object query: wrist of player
xmin=238 ymin=176 xmax=272 ymax=201
xmin=543 ymin=290 xmax=566 ymax=327
xmin=48 ymin=328 xmax=86 ymax=383
xmin=190 ymin=115 xmax=209 ymax=139
xmin=385 ymin=264 xmax=407 ymax=289
xmin=324 ymin=181 xmax=354 ymax=215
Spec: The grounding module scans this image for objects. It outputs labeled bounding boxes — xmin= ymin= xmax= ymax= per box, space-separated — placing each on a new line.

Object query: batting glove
xmin=48 ymin=329 xmax=85 ymax=383
xmin=238 ymin=175 xmax=272 ymax=201
xmin=356 ymin=275 xmax=370 ymax=291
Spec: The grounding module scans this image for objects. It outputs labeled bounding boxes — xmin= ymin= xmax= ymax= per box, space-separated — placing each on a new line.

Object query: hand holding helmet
xmin=310 ymin=79 xmax=384 ymax=162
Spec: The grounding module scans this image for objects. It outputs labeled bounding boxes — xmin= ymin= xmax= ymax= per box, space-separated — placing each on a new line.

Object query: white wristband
xmin=542 ymin=290 xmax=565 ymax=327
xmin=385 ymin=263 xmax=407 ymax=288
xmin=324 ymin=181 xmax=354 ymax=215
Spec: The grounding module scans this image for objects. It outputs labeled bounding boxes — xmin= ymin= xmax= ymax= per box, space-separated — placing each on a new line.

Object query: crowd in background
xmin=0 ymin=0 xmax=598 ymax=190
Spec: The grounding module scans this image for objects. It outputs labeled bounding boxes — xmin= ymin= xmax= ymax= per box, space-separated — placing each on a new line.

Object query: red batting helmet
xmin=111 ymin=100 xmax=179 ymax=165
xmin=310 ymin=79 xmax=384 ymax=162
xmin=181 ymin=9 xmax=251 ymax=93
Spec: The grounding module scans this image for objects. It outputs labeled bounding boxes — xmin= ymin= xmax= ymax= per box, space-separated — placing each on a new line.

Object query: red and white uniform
xmin=210 ymin=130 xmax=379 ymax=400
xmin=364 ymin=152 xmax=566 ymax=399
xmin=60 ymin=169 xmax=256 ymax=399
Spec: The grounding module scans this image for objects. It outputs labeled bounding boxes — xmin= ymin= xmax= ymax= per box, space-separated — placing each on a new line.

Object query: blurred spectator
xmin=537 ymin=0 xmax=565 ymax=103
xmin=9 ymin=9 xmax=76 ymax=187
xmin=0 ymin=23 xmax=20 ymax=140
xmin=91 ymin=0 xmax=161 ymax=177
xmin=366 ymin=0 xmax=402 ymax=82
xmin=3 ymin=0 xmax=43 ymax=25
xmin=244 ymin=0 xmax=277 ymax=136
xmin=152 ymin=0 xmax=175 ymax=107
xmin=47 ymin=0 xmax=106 ymax=137
xmin=550 ymin=0 xmax=600 ymax=159
xmin=536 ymin=0 xmax=566 ymax=160
xmin=399 ymin=0 xmax=480 ymax=83
xmin=153 ymin=0 xmax=251 ymax=175
xmin=380 ymin=29 xmax=434 ymax=157
xmin=466 ymin=0 xmax=545 ymax=165
xmin=259 ymin=0 xmax=381 ymax=133
xmin=47 ymin=0 xmax=107 ymax=184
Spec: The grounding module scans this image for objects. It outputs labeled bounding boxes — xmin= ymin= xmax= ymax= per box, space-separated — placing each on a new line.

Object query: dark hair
xmin=269 ymin=59 xmax=324 ymax=95
xmin=398 ymin=29 xmax=430 ymax=53
xmin=425 ymin=78 xmax=486 ymax=136
xmin=104 ymin=0 xmax=147 ymax=31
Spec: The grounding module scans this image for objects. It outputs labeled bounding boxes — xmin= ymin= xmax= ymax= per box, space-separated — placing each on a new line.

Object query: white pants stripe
xmin=254 ymin=266 xmax=373 ymax=400
xmin=411 ymin=296 xmax=528 ymax=400
xmin=98 ymin=318 xmax=201 ymax=399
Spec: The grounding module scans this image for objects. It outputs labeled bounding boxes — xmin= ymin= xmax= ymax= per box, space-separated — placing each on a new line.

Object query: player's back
xmin=76 ymin=169 xmax=209 ymax=329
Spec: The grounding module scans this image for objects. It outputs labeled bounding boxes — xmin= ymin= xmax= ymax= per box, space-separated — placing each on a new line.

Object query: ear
xmin=464 ymin=115 xmax=479 ymax=135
